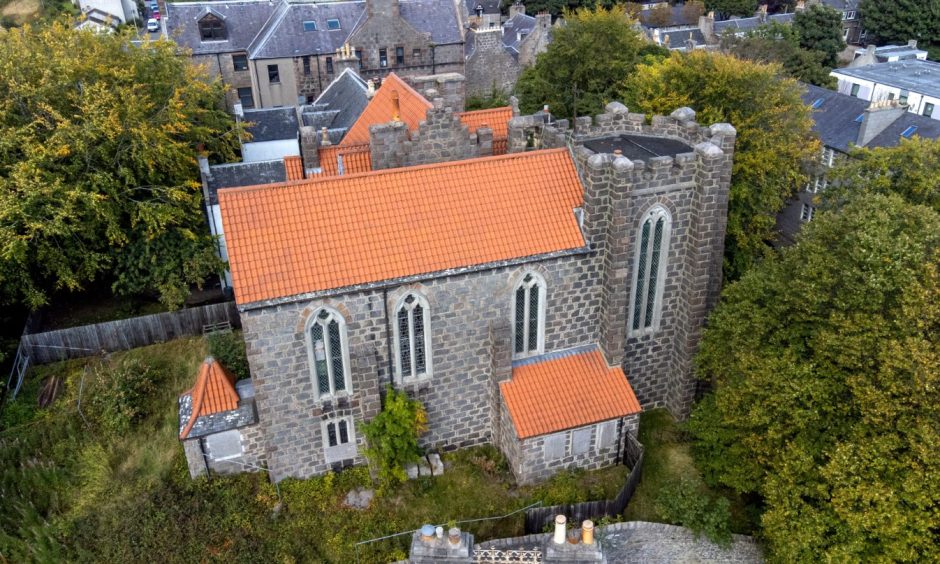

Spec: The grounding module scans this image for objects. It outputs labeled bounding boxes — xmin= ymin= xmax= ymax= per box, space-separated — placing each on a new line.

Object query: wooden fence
xmin=20 ymin=301 xmax=241 ymax=364
xmin=524 ymin=433 xmax=645 ymax=534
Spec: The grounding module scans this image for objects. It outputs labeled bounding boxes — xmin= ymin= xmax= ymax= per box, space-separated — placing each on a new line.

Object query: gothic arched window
xmin=513 ymin=272 xmax=546 ymax=357
xmin=395 ymin=293 xmax=431 ymax=380
xmin=630 ymin=206 xmax=672 ymax=334
xmin=306 ymin=308 xmax=350 ymax=398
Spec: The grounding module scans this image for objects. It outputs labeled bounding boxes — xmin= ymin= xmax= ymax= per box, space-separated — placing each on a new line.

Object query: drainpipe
xmin=382 ymin=288 xmax=394 ymax=382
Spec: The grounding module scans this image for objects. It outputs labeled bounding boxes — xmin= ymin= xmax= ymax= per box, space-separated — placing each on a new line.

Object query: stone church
xmin=182 ymin=95 xmax=736 ymax=484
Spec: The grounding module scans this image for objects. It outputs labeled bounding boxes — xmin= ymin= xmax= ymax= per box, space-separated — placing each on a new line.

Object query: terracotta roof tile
xmin=318 ymin=144 xmax=373 ymax=177
xmin=500 ymin=347 xmax=642 ymax=439
xmin=219 ymin=148 xmax=585 ymax=305
xmin=458 ymin=106 xmax=512 ymax=139
xmin=284 ymin=155 xmax=304 ymax=181
xmin=340 ymin=73 xmax=432 ymax=146
xmin=179 ymin=357 xmax=240 ymax=439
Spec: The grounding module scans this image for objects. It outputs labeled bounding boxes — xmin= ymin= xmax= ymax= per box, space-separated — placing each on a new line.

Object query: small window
xmin=198 ymin=14 xmax=226 ymax=41
xmin=326 ymin=56 xmax=334 ymax=74
xmin=302 ymin=56 xmax=311 ymax=76
xmin=543 ymin=432 xmax=566 ymax=461
xmin=395 ymin=293 xmax=432 ymax=381
xmin=237 ymin=87 xmax=254 ymax=109
xmin=899 ymin=90 xmax=909 ymax=105
xmin=379 ymin=48 xmax=388 ymax=68
xmin=800 ymin=203 xmax=815 ymax=222
xmin=854 ymin=113 xmax=864 ymax=123
xmin=850 ymin=83 xmax=860 ymax=97
xmin=232 ymin=54 xmax=248 ymax=72
xmin=923 ymin=103 xmax=935 ymax=118
xmin=327 ymin=18 xmax=340 ymax=30
xmin=887 ymin=92 xmax=895 ymax=101
xmin=513 ymin=272 xmax=546 ymax=357
xmin=322 ymin=417 xmax=357 ymax=463
xmin=204 ymin=430 xmax=242 ymax=461
xmin=395 ymin=46 xmax=404 ymax=65
xmin=412 ymin=48 xmax=421 ymax=59
xmin=821 ymin=147 xmax=835 ymax=167
xmin=303 ymin=20 xmax=317 ymax=32
xmin=901 ymin=125 xmax=918 ymax=139
xmin=355 ymin=49 xmax=364 ymax=69
xmin=267 ymin=64 xmax=280 ymax=84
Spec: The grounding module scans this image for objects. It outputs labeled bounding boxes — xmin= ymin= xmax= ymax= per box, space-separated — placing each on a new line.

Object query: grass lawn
xmin=623 ymin=408 xmax=759 ymax=535
xmin=0 ymin=336 xmax=632 ymax=563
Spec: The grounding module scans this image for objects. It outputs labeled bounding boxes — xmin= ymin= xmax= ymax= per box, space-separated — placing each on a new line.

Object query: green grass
xmin=623 ymin=409 xmax=758 ymax=534
xmin=0 ymin=336 xmax=634 ymax=563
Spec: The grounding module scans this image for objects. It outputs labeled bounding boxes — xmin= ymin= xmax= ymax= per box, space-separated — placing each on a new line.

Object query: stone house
xmin=165 ymin=0 xmax=464 ymax=110
xmin=214 ymin=102 xmax=737 ymax=483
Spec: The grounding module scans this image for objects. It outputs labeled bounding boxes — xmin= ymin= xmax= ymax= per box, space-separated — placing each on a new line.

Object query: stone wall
xmin=516 ymin=13 xmax=552 ymax=67
xmin=192 ymin=52 xmax=254 ymax=110
xmin=182 ymin=422 xmax=268 ymax=478
xmin=465 ymin=28 xmax=521 ymax=98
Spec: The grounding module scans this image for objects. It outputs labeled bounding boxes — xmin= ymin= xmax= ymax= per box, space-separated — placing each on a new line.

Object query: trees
xmin=0 ymin=22 xmax=240 ymax=309
xmin=515 ymin=6 xmax=661 ymax=118
xmin=621 ymin=51 xmax=818 ymax=278
xmin=792 ymin=4 xmax=844 ymax=67
xmin=859 ymin=0 xmax=940 ymax=60
xmin=681 ymin=0 xmax=706 ymax=23
xmin=688 ymin=194 xmax=940 ymax=561
xmin=726 ymin=22 xmax=836 ymax=87
xmin=705 ymin=0 xmax=758 ymax=18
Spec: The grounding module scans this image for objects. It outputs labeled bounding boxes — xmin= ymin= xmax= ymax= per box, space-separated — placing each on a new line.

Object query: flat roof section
xmin=583 ymin=134 xmax=694 ymax=161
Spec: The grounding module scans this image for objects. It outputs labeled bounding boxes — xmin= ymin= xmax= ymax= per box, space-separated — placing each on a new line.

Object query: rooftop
xmin=832 ymin=60 xmax=940 ymax=100
xmin=339 ymin=73 xmax=432 ymax=146
xmin=300 ymin=68 xmax=370 ymax=142
xmin=583 ymin=134 xmax=694 ymax=161
xmin=205 ymin=159 xmax=288 ymax=205
xmin=243 ymin=107 xmax=298 ymax=143
xmin=867 ymin=112 xmax=940 ymax=148
xmin=500 ymin=346 xmax=641 ymax=439
xmin=801 ymin=83 xmax=869 ymax=152
xmin=713 ymin=12 xmax=795 ymax=33
xmin=179 ymin=357 xmax=242 ymax=439
xmin=218 ymin=149 xmax=586 ymax=306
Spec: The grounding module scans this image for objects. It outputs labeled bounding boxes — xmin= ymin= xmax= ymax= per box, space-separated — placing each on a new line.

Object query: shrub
xmin=361 ymin=387 xmax=427 ymax=486
xmin=87 ymin=358 xmax=163 ymax=435
xmin=656 ymin=478 xmax=732 ymax=547
xmin=206 ymin=331 xmax=250 ymax=381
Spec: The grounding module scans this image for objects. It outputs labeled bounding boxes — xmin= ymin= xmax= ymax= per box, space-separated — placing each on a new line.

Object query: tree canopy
xmin=726 ymin=21 xmax=836 ymax=87
xmin=0 ymin=22 xmax=240 ymax=309
xmin=515 ymin=6 xmax=665 ymax=118
xmin=792 ymin=4 xmax=844 ymax=67
xmin=705 ymin=0 xmax=758 ymax=18
xmin=859 ymin=0 xmax=940 ymax=60
xmin=621 ymin=51 xmax=818 ymax=278
xmin=689 ymin=193 xmax=940 ymax=561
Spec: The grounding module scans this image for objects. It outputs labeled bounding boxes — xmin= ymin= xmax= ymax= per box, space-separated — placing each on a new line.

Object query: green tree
xmin=793 ymin=4 xmax=844 ymax=67
xmin=826 ymin=137 xmax=940 ymax=213
xmin=0 ymin=22 xmax=239 ymax=309
xmin=688 ymin=194 xmax=940 ymax=561
xmin=727 ymin=22 xmax=836 ymax=87
xmin=515 ymin=6 xmax=662 ymax=118
xmin=622 ymin=51 xmax=818 ymax=278
xmin=361 ymin=387 xmax=428 ymax=486
xmin=859 ymin=0 xmax=940 ymax=60
xmin=705 ymin=0 xmax=758 ymax=17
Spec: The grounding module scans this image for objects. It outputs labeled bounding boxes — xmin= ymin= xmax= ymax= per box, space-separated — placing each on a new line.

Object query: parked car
xmin=146 ymin=18 xmax=159 ymax=32
xmin=149 ymin=0 xmax=158 ymax=10
xmin=152 ymin=9 xmax=160 ymax=20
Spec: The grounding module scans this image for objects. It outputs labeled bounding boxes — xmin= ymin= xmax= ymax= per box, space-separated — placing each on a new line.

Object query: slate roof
xmin=300 ymin=68 xmax=370 ymax=141
xmin=502 ymin=13 xmax=535 ymax=54
xmin=638 ymin=5 xmax=697 ymax=28
xmin=205 ymin=159 xmax=288 ymax=205
xmin=660 ymin=27 xmax=705 ymax=49
xmin=500 ymin=346 xmax=641 ymax=439
xmin=465 ymin=0 xmax=500 ymax=16
xmin=179 ymin=357 xmax=256 ymax=440
xmin=713 ymin=13 xmax=794 ymax=34
xmin=218 ymin=148 xmax=586 ymax=305
xmin=801 ymin=83 xmax=869 ymax=152
xmin=867 ymin=112 xmax=940 ymax=148
xmin=399 ymin=0 xmax=464 ymax=45
xmin=819 ymin=0 xmax=859 ymax=10
xmin=247 ymin=1 xmax=366 ymax=59
xmin=833 ymin=60 xmax=940 ymax=100
xmin=243 ymin=107 xmax=298 ymax=143
xmin=165 ymin=0 xmax=276 ymax=56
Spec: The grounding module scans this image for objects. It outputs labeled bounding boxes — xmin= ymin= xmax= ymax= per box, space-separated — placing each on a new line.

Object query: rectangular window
xmin=326 ymin=56 xmax=334 ymax=74
xmin=412 ymin=48 xmax=421 ymax=60
xmin=237 ymin=87 xmax=254 ymax=109
xmin=322 ymin=417 xmax=357 ymax=462
xmin=302 ymin=56 xmax=311 ymax=76
xmin=303 ymin=20 xmax=316 ymax=31
xmin=800 ymin=203 xmax=815 ymax=222
xmin=232 ymin=54 xmax=248 ymax=72
xmin=924 ymin=103 xmax=935 ymax=118
xmin=888 ymin=92 xmax=895 ymax=100
xmin=821 ymin=147 xmax=835 ymax=167
xmin=850 ymin=83 xmax=860 ymax=97
xmin=267 ymin=64 xmax=280 ymax=84
xmin=327 ymin=18 xmax=340 ymax=30
xmin=355 ymin=49 xmax=363 ymax=69
xmin=395 ymin=46 xmax=404 ymax=65
xmin=899 ymin=90 xmax=909 ymax=105
xmin=543 ymin=432 xmax=567 ymax=461
xmin=379 ymin=48 xmax=388 ymax=68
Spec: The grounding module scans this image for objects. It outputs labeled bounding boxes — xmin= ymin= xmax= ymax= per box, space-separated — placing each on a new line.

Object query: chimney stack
xmin=857 ymin=99 xmax=908 ymax=147
xmin=333 ymin=43 xmax=360 ymax=77
xmin=390 ymin=90 xmax=401 ymax=122
xmin=409 ymin=523 xmax=472 ymax=563
xmin=509 ymin=1 xmax=525 ymax=18
xmin=908 ymin=39 xmax=918 ymax=49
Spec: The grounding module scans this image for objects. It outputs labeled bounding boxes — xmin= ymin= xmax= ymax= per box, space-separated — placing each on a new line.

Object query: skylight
xmin=327 ymin=18 xmax=341 ymax=30
xmin=854 ymin=114 xmax=864 ymax=123
xmin=811 ymin=98 xmax=824 ymax=109
xmin=303 ymin=21 xmax=317 ymax=31
xmin=901 ymin=125 xmax=918 ymax=138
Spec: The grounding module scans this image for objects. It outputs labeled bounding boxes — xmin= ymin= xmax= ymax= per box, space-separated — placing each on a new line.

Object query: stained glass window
xmin=514 ymin=273 xmax=545 ymax=356
xmin=631 ymin=208 xmax=671 ymax=333
xmin=309 ymin=309 xmax=348 ymax=396
xmin=396 ymin=294 xmax=430 ymax=379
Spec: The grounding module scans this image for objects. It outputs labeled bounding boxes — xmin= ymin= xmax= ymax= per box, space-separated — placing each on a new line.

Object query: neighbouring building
xmin=240 ymin=106 xmax=301 ymax=162
xmin=776 ymin=83 xmax=940 ymax=244
xmin=698 ymin=8 xmax=796 ymax=46
xmin=75 ymin=0 xmax=139 ymax=26
xmin=831 ymin=59 xmax=940 ymax=120
xmin=179 ymin=357 xmax=265 ymax=477
xmin=213 ymin=102 xmax=737 ymax=482
xmin=850 ymin=41 xmax=928 ymax=67
xmin=165 ymin=0 xmax=465 ymax=110
xmin=464 ymin=0 xmax=502 ymax=29
xmin=811 ymin=0 xmax=863 ymax=44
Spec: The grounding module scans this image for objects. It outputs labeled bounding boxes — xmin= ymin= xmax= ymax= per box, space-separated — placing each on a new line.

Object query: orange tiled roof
xmin=284 ymin=155 xmax=304 ymax=181
xmin=458 ymin=106 xmax=512 ymax=140
xmin=500 ymin=347 xmax=642 ymax=439
xmin=340 ymin=73 xmax=432 ymax=146
xmin=318 ymin=144 xmax=373 ymax=177
xmin=219 ymin=148 xmax=585 ymax=305
xmin=179 ymin=357 xmax=240 ymax=439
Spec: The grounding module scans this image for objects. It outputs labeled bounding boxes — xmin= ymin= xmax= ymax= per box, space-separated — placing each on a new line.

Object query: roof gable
xmin=179 ymin=357 xmax=240 ymax=439
xmin=218 ymin=149 xmax=586 ymax=305
xmin=340 ymin=73 xmax=432 ymax=146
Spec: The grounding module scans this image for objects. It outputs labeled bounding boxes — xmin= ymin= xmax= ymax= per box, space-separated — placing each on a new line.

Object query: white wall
xmin=833 ymin=72 xmax=940 ymax=121
xmin=208 ymin=204 xmax=233 ymax=288
xmin=79 ymin=0 xmax=126 ymax=22
xmin=242 ymin=139 xmax=300 ymax=163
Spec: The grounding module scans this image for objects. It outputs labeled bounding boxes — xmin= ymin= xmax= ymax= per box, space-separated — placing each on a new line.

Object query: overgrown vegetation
xmin=656 ymin=478 xmax=732 ymax=547
xmin=206 ymin=330 xmax=250 ymax=381
xmin=0 ymin=337 xmax=634 ymax=562
xmin=466 ymin=86 xmax=510 ymax=111
xmin=361 ymin=386 xmax=428 ymax=486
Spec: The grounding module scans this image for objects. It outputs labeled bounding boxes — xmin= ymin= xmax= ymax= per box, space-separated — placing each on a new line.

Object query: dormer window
xmin=198 ymin=14 xmax=226 ymax=41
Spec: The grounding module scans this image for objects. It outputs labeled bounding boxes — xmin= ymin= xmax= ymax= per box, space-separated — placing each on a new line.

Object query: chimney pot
xmin=420 ymin=524 xmax=435 ymax=543
xmin=448 ymin=527 xmax=461 ymax=545
xmin=582 ymin=520 xmax=595 ymax=545
xmin=435 ymin=526 xmax=444 ymax=539
xmin=553 ymin=515 xmax=567 ymax=545
xmin=908 ymin=39 xmax=917 ymax=49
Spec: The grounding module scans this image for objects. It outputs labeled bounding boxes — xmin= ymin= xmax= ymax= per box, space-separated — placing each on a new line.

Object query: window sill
xmin=398 ymin=375 xmax=432 ymax=392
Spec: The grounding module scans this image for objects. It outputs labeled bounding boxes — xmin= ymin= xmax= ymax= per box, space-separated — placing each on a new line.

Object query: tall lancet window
xmin=513 ymin=272 xmax=546 ymax=357
xmin=630 ymin=206 xmax=672 ymax=334
xmin=395 ymin=293 xmax=432 ymax=380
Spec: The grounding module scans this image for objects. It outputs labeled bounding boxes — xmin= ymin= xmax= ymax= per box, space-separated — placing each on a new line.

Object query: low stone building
xmin=178 ymin=357 xmax=265 ymax=477
xmin=214 ymin=101 xmax=737 ymax=482
xmin=464 ymin=6 xmax=552 ymax=98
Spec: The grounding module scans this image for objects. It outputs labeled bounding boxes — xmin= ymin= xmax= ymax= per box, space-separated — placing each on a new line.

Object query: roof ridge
xmin=219 ymin=148 xmax=570 ymax=196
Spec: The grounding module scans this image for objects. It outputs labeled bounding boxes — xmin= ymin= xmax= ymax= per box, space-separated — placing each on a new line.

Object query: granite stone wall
xmin=465 ymin=28 xmax=521 ymax=98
